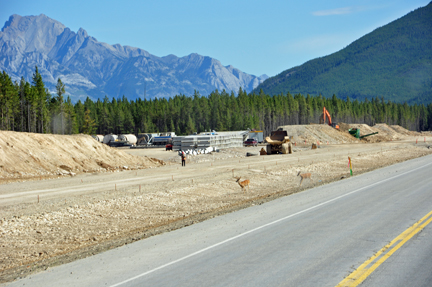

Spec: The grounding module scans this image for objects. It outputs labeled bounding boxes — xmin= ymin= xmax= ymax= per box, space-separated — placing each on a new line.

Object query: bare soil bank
xmin=0 ymin=132 xmax=163 ymax=184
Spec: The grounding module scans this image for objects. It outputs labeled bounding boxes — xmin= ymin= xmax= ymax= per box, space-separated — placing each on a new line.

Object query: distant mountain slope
xmin=0 ymin=14 xmax=267 ymax=101
xmin=254 ymin=2 xmax=432 ymax=104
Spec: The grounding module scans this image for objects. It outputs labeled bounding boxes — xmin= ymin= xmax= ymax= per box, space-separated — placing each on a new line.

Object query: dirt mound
xmin=353 ymin=123 xmax=422 ymax=142
xmin=278 ymin=124 xmax=359 ymax=144
xmin=0 ymin=131 xmax=163 ymax=182
xmin=371 ymin=124 xmax=401 ymax=142
xmin=340 ymin=123 xmax=395 ymax=142
xmin=390 ymin=125 xmax=421 ymax=136
xmin=279 ymin=123 xmax=422 ymax=144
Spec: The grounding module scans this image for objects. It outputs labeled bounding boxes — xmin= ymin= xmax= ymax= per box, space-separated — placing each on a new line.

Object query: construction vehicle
xmin=165 ymin=142 xmax=173 ymax=151
xmin=136 ymin=132 xmax=176 ymax=146
xmin=244 ymin=138 xmax=258 ymax=147
xmin=320 ymin=107 xmax=339 ymax=130
xmin=265 ymin=130 xmax=292 ymax=154
xmin=248 ymin=130 xmax=264 ymax=143
xmin=349 ymin=128 xmax=378 ymax=139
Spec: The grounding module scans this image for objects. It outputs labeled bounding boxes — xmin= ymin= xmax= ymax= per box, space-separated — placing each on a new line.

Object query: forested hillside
xmin=254 ymin=2 xmax=432 ymax=104
xmin=1 ymin=69 xmax=431 ymax=137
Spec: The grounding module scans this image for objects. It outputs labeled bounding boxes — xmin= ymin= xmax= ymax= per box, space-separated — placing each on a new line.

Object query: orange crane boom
xmin=323 ymin=107 xmax=332 ymax=125
xmin=322 ymin=107 xmax=339 ymax=130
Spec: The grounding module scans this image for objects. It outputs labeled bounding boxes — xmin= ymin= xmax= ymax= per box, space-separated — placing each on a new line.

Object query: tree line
xmin=1 ymin=67 xmax=431 ymax=137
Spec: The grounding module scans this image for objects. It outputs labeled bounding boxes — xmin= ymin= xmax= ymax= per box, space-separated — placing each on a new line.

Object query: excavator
xmin=320 ymin=107 xmax=339 ymax=130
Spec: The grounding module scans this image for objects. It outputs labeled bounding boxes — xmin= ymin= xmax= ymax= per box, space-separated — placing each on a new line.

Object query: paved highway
xmin=4 ymin=154 xmax=432 ymax=287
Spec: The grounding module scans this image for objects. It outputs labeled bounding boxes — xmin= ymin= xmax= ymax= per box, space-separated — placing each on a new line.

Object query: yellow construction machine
xmin=264 ymin=130 xmax=292 ymax=154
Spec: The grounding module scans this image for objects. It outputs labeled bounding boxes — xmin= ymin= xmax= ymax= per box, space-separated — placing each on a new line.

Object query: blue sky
xmin=1 ymin=0 xmax=430 ymax=77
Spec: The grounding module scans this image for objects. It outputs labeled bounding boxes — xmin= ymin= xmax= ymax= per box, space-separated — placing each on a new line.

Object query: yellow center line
xmin=337 ymin=210 xmax=432 ymax=287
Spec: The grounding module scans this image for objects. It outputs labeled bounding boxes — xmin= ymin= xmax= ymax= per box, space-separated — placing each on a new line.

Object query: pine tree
xmin=0 ymin=71 xmax=18 ymax=130
xmin=186 ymin=115 xmax=196 ymax=135
xmin=64 ymin=96 xmax=78 ymax=134
xmin=56 ymin=78 xmax=66 ymax=134
xmin=82 ymin=109 xmax=96 ymax=134
xmin=18 ymin=77 xmax=27 ymax=132
xmin=74 ymin=100 xmax=85 ymax=133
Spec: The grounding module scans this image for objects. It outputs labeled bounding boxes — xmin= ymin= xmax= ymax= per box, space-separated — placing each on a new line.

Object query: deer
xmin=235 ymin=177 xmax=250 ymax=192
xmin=297 ymin=171 xmax=312 ymax=186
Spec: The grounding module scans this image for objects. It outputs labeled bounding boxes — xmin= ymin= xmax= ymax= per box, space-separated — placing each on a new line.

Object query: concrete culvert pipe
xmin=103 ymin=134 xmax=118 ymax=144
xmin=119 ymin=134 xmax=137 ymax=145
xmin=92 ymin=135 xmax=104 ymax=142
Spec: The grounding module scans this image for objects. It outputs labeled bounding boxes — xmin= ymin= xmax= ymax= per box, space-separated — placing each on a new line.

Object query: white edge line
xmin=108 ymin=161 xmax=432 ymax=286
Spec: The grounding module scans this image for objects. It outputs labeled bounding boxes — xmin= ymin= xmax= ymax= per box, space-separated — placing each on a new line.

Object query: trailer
xmin=152 ymin=136 xmax=172 ymax=146
xmin=248 ymin=131 xmax=264 ymax=143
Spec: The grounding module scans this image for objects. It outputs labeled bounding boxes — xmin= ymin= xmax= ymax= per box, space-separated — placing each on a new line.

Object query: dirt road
xmin=1 ymin=140 xmax=425 ymax=207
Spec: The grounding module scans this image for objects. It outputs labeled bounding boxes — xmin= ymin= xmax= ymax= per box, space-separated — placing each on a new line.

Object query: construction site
xmin=1 ymin=122 xmax=432 ymax=283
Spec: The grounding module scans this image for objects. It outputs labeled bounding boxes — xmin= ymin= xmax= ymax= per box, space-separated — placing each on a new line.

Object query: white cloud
xmin=280 ymin=34 xmax=349 ymax=54
xmin=312 ymin=3 xmax=391 ymax=17
xmin=274 ymin=34 xmax=354 ymax=71
xmin=312 ymin=7 xmax=354 ymax=16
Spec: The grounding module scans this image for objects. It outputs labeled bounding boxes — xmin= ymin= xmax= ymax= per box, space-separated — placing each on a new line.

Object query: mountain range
xmin=254 ymin=2 xmax=432 ymax=104
xmin=0 ymin=14 xmax=268 ymax=102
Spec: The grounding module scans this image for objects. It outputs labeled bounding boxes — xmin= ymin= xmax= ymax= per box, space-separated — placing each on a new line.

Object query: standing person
xmin=181 ymin=151 xmax=186 ymax=167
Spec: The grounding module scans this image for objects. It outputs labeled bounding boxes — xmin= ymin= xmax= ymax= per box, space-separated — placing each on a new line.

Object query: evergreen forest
xmin=1 ymin=68 xmax=431 ymax=137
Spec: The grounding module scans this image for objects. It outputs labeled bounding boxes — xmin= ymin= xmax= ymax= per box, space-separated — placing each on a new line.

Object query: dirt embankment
xmin=0 ymin=132 xmax=163 ymax=183
xmin=279 ymin=123 xmax=425 ymax=144
xmin=279 ymin=124 xmax=358 ymax=144
xmin=0 ymin=125 xmax=431 ymax=283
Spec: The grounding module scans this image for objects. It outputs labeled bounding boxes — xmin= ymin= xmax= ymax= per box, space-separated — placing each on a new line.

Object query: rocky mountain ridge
xmin=0 ymin=14 xmax=267 ymax=101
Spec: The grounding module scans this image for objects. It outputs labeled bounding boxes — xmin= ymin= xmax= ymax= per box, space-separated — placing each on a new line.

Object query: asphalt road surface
xmin=4 ymin=154 xmax=432 ymax=287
